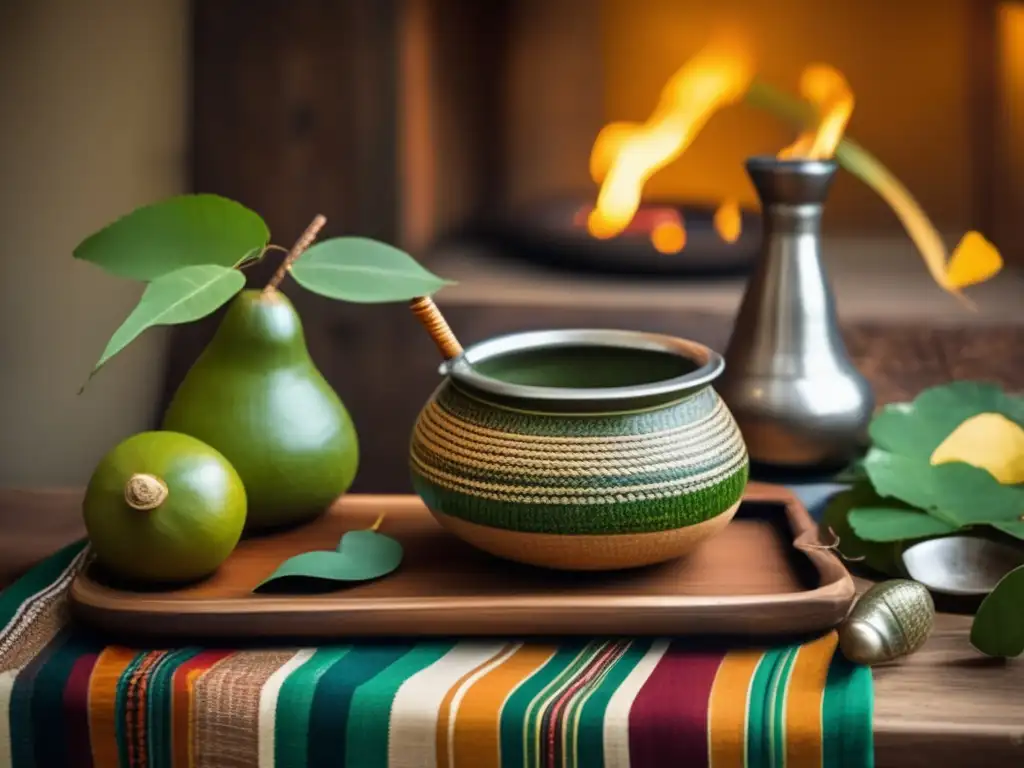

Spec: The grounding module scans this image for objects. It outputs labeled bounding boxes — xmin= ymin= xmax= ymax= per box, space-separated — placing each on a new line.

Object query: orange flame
xmin=588 ymin=37 xmax=755 ymax=240
xmin=779 ymin=65 xmax=853 ymax=160
xmin=713 ymin=199 xmax=742 ymax=243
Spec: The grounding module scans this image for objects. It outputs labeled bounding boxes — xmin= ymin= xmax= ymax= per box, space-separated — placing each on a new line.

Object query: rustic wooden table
xmin=1 ymin=489 xmax=1021 ymax=767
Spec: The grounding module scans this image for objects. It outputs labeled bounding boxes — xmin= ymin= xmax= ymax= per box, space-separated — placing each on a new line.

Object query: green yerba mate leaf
xmin=847 ymin=507 xmax=958 ymax=543
xmin=862 ymin=448 xmax=938 ymax=511
xmin=971 ymin=564 xmax=1024 ymax=657
xmin=290 ymin=237 xmax=454 ymax=303
xmin=74 ymin=194 xmax=269 ymax=281
xmin=93 ymin=264 xmax=245 ymax=372
xmin=863 ymin=448 xmax=1024 ymax=527
xmin=929 ymin=462 xmax=1024 ymax=527
xmin=254 ymin=530 xmax=403 ymax=593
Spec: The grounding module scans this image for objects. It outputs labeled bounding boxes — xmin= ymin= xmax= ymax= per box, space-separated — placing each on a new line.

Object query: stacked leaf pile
xmin=825 ymin=381 xmax=1024 ymax=656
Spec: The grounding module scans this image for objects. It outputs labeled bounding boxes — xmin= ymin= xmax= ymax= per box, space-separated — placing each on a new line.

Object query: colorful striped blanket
xmin=0 ymin=543 xmax=873 ymax=767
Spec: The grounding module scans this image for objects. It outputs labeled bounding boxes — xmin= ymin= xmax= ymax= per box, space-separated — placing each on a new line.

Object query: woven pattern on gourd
xmin=410 ymin=383 xmax=749 ymax=535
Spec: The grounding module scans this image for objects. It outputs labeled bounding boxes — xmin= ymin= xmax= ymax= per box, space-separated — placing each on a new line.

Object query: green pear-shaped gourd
xmin=163 ymin=289 xmax=358 ymax=531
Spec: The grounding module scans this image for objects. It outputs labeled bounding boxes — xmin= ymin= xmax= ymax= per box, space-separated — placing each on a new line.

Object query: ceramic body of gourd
xmin=410 ymin=330 xmax=749 ymax=570
xmin=163 ymin=290 xmax=358 ymax=531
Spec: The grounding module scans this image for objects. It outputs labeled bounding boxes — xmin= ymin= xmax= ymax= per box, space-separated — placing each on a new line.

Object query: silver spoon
xmin=901 ymin=536 xmax=1024 ymax=596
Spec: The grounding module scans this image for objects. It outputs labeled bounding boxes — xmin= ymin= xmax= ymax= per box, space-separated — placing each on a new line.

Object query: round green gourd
xmin=83 ymin=431 xmax=246 ymax=583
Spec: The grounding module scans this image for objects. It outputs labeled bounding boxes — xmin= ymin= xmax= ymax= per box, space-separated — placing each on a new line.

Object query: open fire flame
xmin=777 ymin=65 xmax=853 ymax=160
xmin=587 ymin=37 xmax=754 ymax=252
xmin=586 ymin=37 xmax=1003 ymax=298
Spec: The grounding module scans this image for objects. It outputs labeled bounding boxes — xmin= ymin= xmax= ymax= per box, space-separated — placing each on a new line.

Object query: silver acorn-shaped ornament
xmin=838 ymin=579 xmax=935 ymax=665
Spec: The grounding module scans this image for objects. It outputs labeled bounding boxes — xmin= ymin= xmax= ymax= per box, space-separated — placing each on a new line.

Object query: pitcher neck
xmin=761 ymin=202 xmax=825 ymax=237
xmin=745 ymin=155 xmax=837 ymax=243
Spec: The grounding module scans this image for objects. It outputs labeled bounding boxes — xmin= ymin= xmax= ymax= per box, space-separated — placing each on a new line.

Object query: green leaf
xmin=863 ymin=448 xmax=1024 ymax=526
xmin=931 ymin=462 xmax=1024 ymax=527
xmin=289 ymin=237 xmax=454 ymax=303
xmin=862 ymin=448 xmax=937 ymax=510
xmin=848 ymin=507 xmax=958 ymax=542
xmin=821 ymin=483 xmax=905 ymax=576
xmin=93 ymin=265 xmax=245 ymax=371
xmin=74 ymin=194 xmax=269 ymax=281
xmin=992 ymin=520 xmax=1024 ymax=541
xmin=868 ymin=382 xmax=1024 ymax=459
xmin=971 ymin=564 xmax=1024 ymax=657
xmin=253 ymin=530 xmax=403 ymax=592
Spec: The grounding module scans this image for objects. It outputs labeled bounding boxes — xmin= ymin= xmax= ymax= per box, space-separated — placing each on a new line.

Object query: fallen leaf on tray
xmin=253 ymin=528 xmax=403 ymax=593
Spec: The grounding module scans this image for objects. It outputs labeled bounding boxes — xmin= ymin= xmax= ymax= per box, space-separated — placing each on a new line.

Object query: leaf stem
xmin=240 ymin=243 xmax=290 ymax=271
xmin=806 ymin=526 xmax=866 ymax=562
xmin=263 ymin=215 xmax=327 ymax=293
xmin=369 ymin=513 xmax=386 ymax=532
xmin=235 ymin=245 xmax=265 ymax=269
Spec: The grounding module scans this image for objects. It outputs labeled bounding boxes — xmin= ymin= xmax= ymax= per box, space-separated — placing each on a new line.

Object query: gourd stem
xmin=263 ymin=214 xmax=327 ymax=293
xmin=124 ymin=473 xmax=168 ymax=511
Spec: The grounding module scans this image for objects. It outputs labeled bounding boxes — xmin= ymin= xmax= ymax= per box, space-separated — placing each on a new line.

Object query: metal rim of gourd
xmin=441 ymin=328 xmax=725 ymax=411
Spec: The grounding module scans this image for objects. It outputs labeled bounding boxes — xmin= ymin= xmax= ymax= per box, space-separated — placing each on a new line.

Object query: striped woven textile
xmin=0 ymin=543 xmax=873 ymax=768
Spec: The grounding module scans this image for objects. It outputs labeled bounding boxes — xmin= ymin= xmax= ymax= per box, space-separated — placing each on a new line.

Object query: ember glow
xmin=713 ymin=199 xmax=742 ymax=244
xmin=650 ymin=218 xmax=687 ymax=254
xmin=587 ymin=36 xmax=754 ymax=243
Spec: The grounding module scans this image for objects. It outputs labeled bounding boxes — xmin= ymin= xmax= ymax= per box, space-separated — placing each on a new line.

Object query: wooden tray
xmin=69 ymin=482 xmax=855 ymax=640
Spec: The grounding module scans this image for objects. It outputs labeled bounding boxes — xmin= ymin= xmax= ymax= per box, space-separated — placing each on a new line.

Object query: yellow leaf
xmin=945 ymin=232 xmax=1003 ymax=289
xmin=931 ymin=412 xmax=1024 ymax=485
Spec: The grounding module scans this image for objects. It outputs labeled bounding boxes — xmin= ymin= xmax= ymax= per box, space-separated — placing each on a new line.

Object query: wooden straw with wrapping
xmin=409 ymin=296 xmax=463 ymax=360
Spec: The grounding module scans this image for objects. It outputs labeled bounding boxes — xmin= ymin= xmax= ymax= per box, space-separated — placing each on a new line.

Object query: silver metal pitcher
xmin=717 ymin=156 xmax=874 ymax=469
